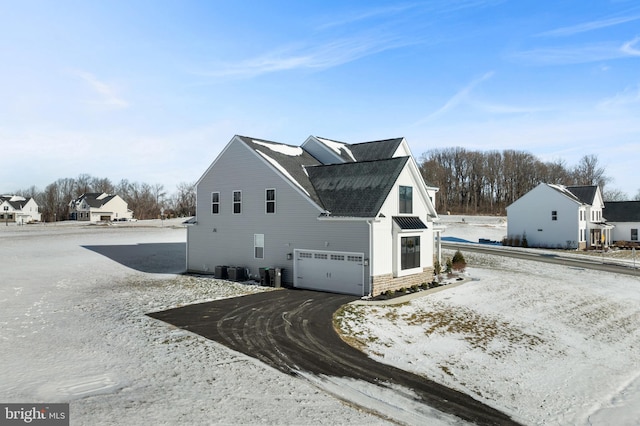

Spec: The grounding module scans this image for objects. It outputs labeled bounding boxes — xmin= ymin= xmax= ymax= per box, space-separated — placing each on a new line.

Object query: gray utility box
xmin=214 ymin=265 xmax=228 ymax=279
xmin=259 ymin=267 xmax=283 ymax=287
xmin=271 ymin=268 xmax=283 ymax=288
xmin=227 ymin=267 xmax=246 ymax=281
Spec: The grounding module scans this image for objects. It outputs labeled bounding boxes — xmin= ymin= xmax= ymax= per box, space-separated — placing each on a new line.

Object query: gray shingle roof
xmin=566 ymin=185 xmax=598 ymax=205
xmin=238 ymin=136 xmax=324 ymax=206
xmin=604 ymin=201 xmax=640 ymax=222
xmin=307 ymin=157 xmax=409 ymax=217
xmin=348 ymin=138 xmax=403 ymax=162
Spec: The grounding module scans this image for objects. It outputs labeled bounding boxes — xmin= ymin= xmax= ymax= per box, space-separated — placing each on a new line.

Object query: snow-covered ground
xmin=2 ymin=217 xmax=639 ymax=425
xmin=338 ymin=215 xmax=640 ymax=425
xmin=0 ymin=220 xmax=386 ymax=425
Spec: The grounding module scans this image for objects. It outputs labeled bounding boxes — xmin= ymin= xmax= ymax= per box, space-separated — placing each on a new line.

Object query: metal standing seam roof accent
xmin=392 ymin=216 xmax=428 ymax=229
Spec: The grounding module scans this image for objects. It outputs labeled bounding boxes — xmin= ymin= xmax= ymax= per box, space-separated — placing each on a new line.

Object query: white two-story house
xmin=0 ymin=195 xmax=41 ymax=224
xmin=69 ymin=193 xmax=133 ymax=222
xmin=186 ymin=135 xmax=440 ymax=296
xmin=507 ymin=183 xmax=613 ymax=250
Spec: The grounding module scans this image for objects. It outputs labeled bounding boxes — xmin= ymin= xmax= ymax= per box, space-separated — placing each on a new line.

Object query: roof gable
xmin=566 ymin=185 xmax=599 ymax=205
xmin=238 ymin=136 xmax=324 ymax=206
xmin=604 ymin=201 xmax=640 ymax=222
xmin=307 ymin=157 xmax=409 ymax=217
xmin=348 ymin=138 xmax=403 ymax=162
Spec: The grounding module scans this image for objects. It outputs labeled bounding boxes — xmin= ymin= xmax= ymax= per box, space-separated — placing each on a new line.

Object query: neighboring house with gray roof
xmin=69 ymin=193 xmax=133 ymax=222
xmin=0 ymin=195 xmax=41 ymax=224
xmin=604 ymin=201 xmax=640 ymax=244
xmin=186 ymin=134 xmax=440 ymax=296
xmin=507 ymin=183 xmax=613 ymax=250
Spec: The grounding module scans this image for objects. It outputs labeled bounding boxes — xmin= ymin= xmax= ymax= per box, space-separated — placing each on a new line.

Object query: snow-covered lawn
xmin=2 ymin=216 xmax=639 ymax=425
xmin=0 ymin=220 xmax=385 ymax=425
xmin=337 ymin=215 xmax=640 ymax=425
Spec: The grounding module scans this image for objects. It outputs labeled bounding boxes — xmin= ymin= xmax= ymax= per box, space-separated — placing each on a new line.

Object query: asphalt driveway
xmin=148 ymin=288 xmax=520 ymax=425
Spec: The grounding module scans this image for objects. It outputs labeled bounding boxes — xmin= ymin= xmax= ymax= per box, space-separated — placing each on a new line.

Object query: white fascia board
xmin=405 ymin=158 xmax=439 ymax=218
xmin=317 ymin=215 xmax=379 ymax=222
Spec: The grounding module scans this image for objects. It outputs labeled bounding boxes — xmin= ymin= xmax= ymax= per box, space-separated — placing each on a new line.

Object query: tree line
xmin=419 ymin=148 xmax=639 ymax=214
xmin=11 ymin=174 xmax=195 ymax=223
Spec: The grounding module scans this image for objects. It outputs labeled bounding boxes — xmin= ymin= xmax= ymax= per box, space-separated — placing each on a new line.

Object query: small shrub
xmin=399 ymin=287 xmax=407 ymax=293
xmin=411 ymin=284 xmax=419 ymax=292
xmin=445 ymin=257 xmax=453 ymax=273
xmin=451 ymin=250 xmax=467 ymax=271
xmin=434 ymin=258 xmax=442 ymax=276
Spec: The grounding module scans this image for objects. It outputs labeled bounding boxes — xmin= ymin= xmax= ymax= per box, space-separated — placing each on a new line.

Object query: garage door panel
xmin=294 ymin=249 xmax=364 ymax=296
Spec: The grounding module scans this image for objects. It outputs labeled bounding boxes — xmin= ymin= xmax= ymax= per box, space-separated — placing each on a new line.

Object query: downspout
xmin=367 ymin=219 xmax=374 ymax=298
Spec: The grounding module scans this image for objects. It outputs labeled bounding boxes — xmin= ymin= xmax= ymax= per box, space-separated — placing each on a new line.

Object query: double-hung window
xmin=632 ymin=229 xmax=638 ymax=241
xmin=266 ymin=189 xmax=276 ymax=214
xmin=254 ymin=234 xmax=264 ymax=259
xmin=233 ymin=191 xmax=242 ymax=214
xmin=551 ymin=210 xmax=558 ymax=221
xmin=211 ymin=192 xmax=220 ymax=214
xmin=399 ymin=186 xmax=413 ymax=214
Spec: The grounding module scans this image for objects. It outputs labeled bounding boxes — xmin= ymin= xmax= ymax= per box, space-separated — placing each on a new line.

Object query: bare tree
xmin=571 ymin=154 xmax=610 ymax=189
xmin=171 ymin=181 xmax=196 ymax=217
xmin=603 ymin=188 xmax=628 ymax=201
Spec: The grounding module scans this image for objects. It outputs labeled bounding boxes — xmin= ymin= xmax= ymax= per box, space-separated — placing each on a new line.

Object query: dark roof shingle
xmin=307 ymin=157 xmax=409 ymax=217
xmin=604 ymin=201 xmax=640 ymax=222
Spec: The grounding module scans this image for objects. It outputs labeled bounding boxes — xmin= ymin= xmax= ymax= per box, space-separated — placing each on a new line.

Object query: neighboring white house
xmin=0 ymin=195 xmax=41 ymax=223
xmin=186 ymin=135 xmax=441 ymax=296
xmin=69 ymin=193 xmax=133 ymax=222
xmin=506 ymin=183 xmax=613 ymax=250
xmin=604 ymin=201 xmax=640 ymax=245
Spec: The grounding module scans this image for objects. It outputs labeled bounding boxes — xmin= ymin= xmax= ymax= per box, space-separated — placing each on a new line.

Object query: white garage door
xmin=293 ymin=249 xmax=365 ymax=296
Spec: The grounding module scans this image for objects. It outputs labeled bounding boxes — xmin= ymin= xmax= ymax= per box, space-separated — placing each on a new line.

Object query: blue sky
xmin=1 ymin=1 xmax=639 ymax=198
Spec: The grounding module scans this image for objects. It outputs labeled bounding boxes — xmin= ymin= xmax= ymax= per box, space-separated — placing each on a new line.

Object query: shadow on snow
xmin=82 ymin=242 xmax=186 ymax=274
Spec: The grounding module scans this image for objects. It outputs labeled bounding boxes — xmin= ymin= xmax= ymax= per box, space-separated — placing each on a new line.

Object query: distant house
xmin=0 ymin=195 xmax=41 ymax=223
xmin=507 ymin=183 xmax=613 ymax=250
xmin=186 ymin=135 xmax=441 ymax=296
xmin=69 ymin=193 xmax=133 ymax=222
xmin=604 ymin=201 xmax=640 ymax=245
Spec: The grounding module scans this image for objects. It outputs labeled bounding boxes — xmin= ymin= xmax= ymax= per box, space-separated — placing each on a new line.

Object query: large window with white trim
xmin=632 ymin=229 xmax=638 ymax=241
xmin=401 ymin=236 xmax=420 ymax=270
xmin=399 ymin=186 xmax=413 ymax=214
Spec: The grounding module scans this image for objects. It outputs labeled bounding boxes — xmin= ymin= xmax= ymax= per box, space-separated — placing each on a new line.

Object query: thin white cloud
xmin=537 ymin=15 xmax=640 ymax=37
xmin=599 ymin=84 xmax=640 ymax=108
xmin=71 ymin=70 xmax=129 ymax=109
xmin=316 ymin=3 xmax=420 ymax=30
xmin=195 ymin=34 xmax=417 ymax=79
xmin=621 ymin=36 xmax=640 ymax=56
xmin=511 ymin=37 xmax=640 ymax=65
xmin=414 ymin=71 xmax=494 ymax=125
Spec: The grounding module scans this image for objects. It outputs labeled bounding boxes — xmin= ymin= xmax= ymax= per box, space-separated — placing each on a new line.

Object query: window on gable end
xmin=552 ymin=210 xmax=558 ymax=221
xmin=399 ymin=186 xmax=413 ymax=214
xmin=266 ymin=189 xmax=276 ymax=214
xmin=233 ymin=191 xmax=242 ymax=214
xmin=211 ymin=192 xmax=220 ymax=214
